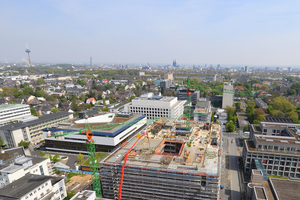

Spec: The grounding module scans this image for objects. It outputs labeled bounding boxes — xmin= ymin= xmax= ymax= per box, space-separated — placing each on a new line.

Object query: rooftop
xmin=102 ymin=122 xmax=221 ymax=176
xmin=0 ymin=174 xmax=63 ymax=199
xmin=264 ymin=117 xmax=294 ymax=123
xmin=270 ymin=178 xmax=300 ymax=200
xmin=0 ymin=111 xmax=71 ymax=131
xmin=0 ymin=104 xmax=28 ymax=111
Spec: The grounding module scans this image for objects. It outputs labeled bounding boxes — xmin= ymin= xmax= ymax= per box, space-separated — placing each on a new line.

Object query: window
xmin=279 ymin=147 xmax=284 ymax=151
xmin=274 ymin=146 xmax=279 ymax=151
xmin=60 ymin=187 xmax=63 ymax=191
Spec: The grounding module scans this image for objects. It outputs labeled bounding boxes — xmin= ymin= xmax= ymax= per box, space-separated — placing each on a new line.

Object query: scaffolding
xmin=100 ymin=164 xmax=219 ymax=200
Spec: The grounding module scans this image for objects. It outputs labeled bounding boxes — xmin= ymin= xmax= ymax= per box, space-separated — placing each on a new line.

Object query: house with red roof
xmin=234 ymin=86 xmax=245 ymax=91
xmin=86 ymin=97 xmax=96 ymax=105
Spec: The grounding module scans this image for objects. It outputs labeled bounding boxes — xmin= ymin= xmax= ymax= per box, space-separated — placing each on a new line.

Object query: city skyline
xmin=1 ymin=0 xmax=300 ymax=66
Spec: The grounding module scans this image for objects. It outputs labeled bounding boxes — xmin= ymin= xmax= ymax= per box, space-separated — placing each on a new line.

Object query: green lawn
xmin=267 ymin=175 xmax=289 ymax=179
xmin=82 ymin=152 xmax=109 ymax=166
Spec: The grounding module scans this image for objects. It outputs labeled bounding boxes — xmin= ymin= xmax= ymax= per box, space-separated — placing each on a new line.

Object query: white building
xmin=0 ymin=104 xmax=31 ymax=126
xmin=222 ymin=82 xmax=234 ymax=109
xmin=124 ymin=93 xmax=185 ymax=119
xmin=193 ymin=98 xmax=212 ymax=123
xmin=0 ymin=147 xmax=54 ymax=188
xmin=0 ymin=111 xmax=73 ymax=147
xmin=0 ymin=174 xmax=66 ymax=200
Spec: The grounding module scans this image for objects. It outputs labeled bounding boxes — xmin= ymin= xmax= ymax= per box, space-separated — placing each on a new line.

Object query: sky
xmin=1 ymin=0 xmax=300 ymax=66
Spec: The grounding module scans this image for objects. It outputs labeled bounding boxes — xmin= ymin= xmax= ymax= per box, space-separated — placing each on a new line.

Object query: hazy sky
xmin=1 ymin=0 xmax=300 ymax=66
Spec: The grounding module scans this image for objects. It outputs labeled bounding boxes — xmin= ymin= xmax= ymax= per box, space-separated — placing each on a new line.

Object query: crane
xmin=186 ymin=78 xmax=191 ymax=131
xmin=47 ymin=115 xmax=102 ymax=197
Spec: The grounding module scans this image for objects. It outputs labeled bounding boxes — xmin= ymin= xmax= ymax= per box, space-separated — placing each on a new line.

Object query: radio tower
xmin=25 ymin=43 xmax=32 ymax=67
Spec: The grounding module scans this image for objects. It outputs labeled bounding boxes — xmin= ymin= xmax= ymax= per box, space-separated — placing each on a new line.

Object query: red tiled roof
xmin=234 ymin=86 xmax=245 ymax=91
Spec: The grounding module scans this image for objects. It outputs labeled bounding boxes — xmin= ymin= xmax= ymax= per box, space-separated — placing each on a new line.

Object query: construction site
xmin=100 ymin=120 xmax=222 ymax=200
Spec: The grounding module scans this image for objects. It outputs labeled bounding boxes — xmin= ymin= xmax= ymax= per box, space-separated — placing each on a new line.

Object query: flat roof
xmin=0 ymin=174 xmax=63 ymax=198
xmin=46 ymin=114 xmax=146 ymax=137
xmin=0 ymin=111 xmax=71 ymax=131
xmin=102 ymin=122 xmax=221 ymax=176
xmin=270 ymin=179 xmax=300 ymax=200
xmin=0 ymin=104 xmax=28 ymax=111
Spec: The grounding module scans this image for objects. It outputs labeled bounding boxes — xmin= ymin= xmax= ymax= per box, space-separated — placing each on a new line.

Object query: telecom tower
xmin=25 ymin=43 xmax=32 ymax=67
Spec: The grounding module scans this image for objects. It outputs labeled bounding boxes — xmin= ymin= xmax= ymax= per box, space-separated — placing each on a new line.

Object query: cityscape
xmin=1 ymin=1 xmax=300 ymax=200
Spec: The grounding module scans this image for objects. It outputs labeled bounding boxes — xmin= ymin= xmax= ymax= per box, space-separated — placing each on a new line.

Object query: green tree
xmin=288 ymin=89 xmax=297 ymax=96
xmin=30 ymin=108 xmax=37 ymax=116
xmin=269 ymin=96 xmax=296 ymax=113
xmin=256 ymin=114 xmax=266 ymax=122
xmin=18 ymin=140 xmax=29 ymax=148
xmin=243 ymin=126 xmax=249 ymax=131
xmin=225 ymin=106 xmax=235 ymax=115
xmin=227 ymin=112 xmax=233 ymax=121
xmin=105 ymin=83 xmax=113 ymax=90
xmin=226 ymin=122 xmax=235 ymax=132
xmin=87 ymin=104 xmax=92 ymax=109
xmin=261 ymin=84 xmax=269 ymax=91
xmin=13 ymin=91 xmax=24 ymax=98
xmin=0 ymin=136 xmax=4 ymax=147
xmin=266 ymin=106 xmax=273 ymax=114
xmin=52 ymin=153 xmax=60 ymax=163
xmin=254 ymin=108 xmax=265 ymax=118
xmin=51 ymin=108 xmax=59 ymax=113
xmin=77 ymin=153 xmax=84 ymax=160
xmin=23 ymin=87 xmax=34 ymax=95
xmin=37 ymin=78 xmax=46 ymax=85
xmin=246 ymin=105 xmax=255 ymax=114
xmin=21 ymin=82 xmax=29 ymax=88
xmin=77 ymin=79 xmax=85 ymax=87
xmin=253 ymin=120 xmax=261 ymax=124
xmin=39 ymin=151 xmax=45 ymax=157
xmin=35 ymin=90 xmax=44 ymax=97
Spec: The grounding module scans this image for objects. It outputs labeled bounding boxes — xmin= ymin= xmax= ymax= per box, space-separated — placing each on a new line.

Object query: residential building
xmin=222 ymin=82 xmax=233 ymax=108
xmin=176 ymin=87 xmax=200 ymax=105
xmin=193 ymin=98 xmax=212 ymax=123
xmin=160 ymin=79 xmax=172 ymax=90
xmin=0 ymin=147 xmax=54 ymax=188
xmin=0 ymin=174 xmax=66 ymax=200
xmin=101 ymin=122 xmax=222 ymax=200
xmin=0 ymin=112 xmax=73 ymax=147
xmin=124 ymin=93 xmax=185 ymax=119
xmin=44 ymin=113 xmax=147 ymax=153
xmin=254 ymin=98 xmax=268 ymax=109
xmin=78 ymin=108 xmax=98 ymax=119
xmin=86 ymin=97 xmax=96 ymax=105
xmin=0 ymin=104 xmax=31 ymax=127
xmin=243 ymin=123 xmax=300 ymax=178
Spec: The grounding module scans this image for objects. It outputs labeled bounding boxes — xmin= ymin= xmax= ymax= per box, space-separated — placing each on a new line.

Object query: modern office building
xmin=222 ymin=82 xmax=233 ymax=108
xmin=0 ymin=174 xmax=66 ymax=200
xmin=44 ymin=113 xmax=147 ymax=153
xmin=0 ymin=111 xmax=73 ymax=148
xmin=160 ymin=79 xmax=172 ymax=90
xmin=0 ymin=147 xmax=54 ymax=188
xmin=100 ymin=121 xmax=222 ymax=200
xmin=243 ymin=124 xmax=300 ymax=178
xmin=245 ymin=66 xmax=249 ymax=73
xmin=176 ymin=87 xmax=200 ymax=105
xmin=124 ymin=93 xmax=185 ymax=119
xmin=0 ymin=104 xmax=31 ymax=127
xmin=193 ymin=98 xmax=212 ymax=123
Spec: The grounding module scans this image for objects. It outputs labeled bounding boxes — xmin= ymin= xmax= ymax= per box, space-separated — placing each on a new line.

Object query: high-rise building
xmin=276 ymin=67 xmax=280 ymax=71
xmin=222 ymin=82 xmax=233 ymax=108
xmin=245 ymin=66 xmax=249 ymax=73
xmin=176 ymin=87 xmax=200 ymax=105
xmin=160 ymin=79 xmax=172 ymax=90
xmin=265 ymin=66 xmax=268 ymax=71
xmin=288 ymin=67 xmax=292 ymax=71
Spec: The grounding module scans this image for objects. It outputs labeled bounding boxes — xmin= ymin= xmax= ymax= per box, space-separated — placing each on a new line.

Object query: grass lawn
xmin=267 ymin=175 xmax=289 ymax=179
xmin=82 ymin=152 xmax=109 ymax=166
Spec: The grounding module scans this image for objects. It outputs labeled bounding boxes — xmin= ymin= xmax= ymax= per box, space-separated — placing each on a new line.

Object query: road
xmin=220 ymin=127 xmax=242 ymax=200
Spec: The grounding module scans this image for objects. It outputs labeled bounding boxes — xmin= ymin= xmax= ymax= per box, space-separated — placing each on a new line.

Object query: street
xmin=220 ymin=127 xmax=243 ymax=200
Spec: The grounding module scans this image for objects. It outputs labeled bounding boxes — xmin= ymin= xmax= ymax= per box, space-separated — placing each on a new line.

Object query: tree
xmin=30 ymin=108 xmax=37 ymax=116
xmin=288 ymin=89 xmax=297 ymax=96
xmin=13 ymin=91 xmax=24 ymax=98
xmin=246 ymin=105 xmax=255 ymax=114
xmin=77 ymin=153 xmax=84 ymax=160
xmin=52 ymin=153 xmax=60 ymax=163
xmin=77 ymin=79 xmax=85 ymax=87
xmin=35 ymin=90 xmax=44 ymax=97
xmin=226 ymin=122 xmax=235 ymax=132
xmin=0 ymin=136 xmax=4 ymax=147
xmin=87 ymin=104 xmax=92 ymax=109
xmin=51 ymin=108 xmax=59 ymax=113
xmin=39 ymin=151 xmax=45 ymax=157
xmin=18 ymin=140 xmax=29 ymax=148
xmin=253 ymin=120 xmax=261 ymax=124
xmin=225 ymin=106 xmax=235 ymax=115
xmin=254 ymin=108 xmax=265 ymax=118
xmin=227 ymin=112 xmax=233 ymax=121
xmin=266 ymin=106 xmax=273 ymax=114
xmin=243 ymin=126 xmax=249 ymax=131
xmin=235 ymin=103 xmax=241 ymax=112
xmin=23 ymin=87 xmax=34 ymax=95
xmin=37 ymin=78 xmax=46 ymax=85
xmin=256 ymin=114 xmax=266 ymax=122
xmin=232 ymin=116 xmax=238 ymax=124
xmin=261 ymin=84 xmax=269 ymax=92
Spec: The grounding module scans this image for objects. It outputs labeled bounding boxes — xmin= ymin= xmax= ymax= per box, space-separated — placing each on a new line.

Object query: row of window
xmin=257 ymin=144 xmax=300 ymax=153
